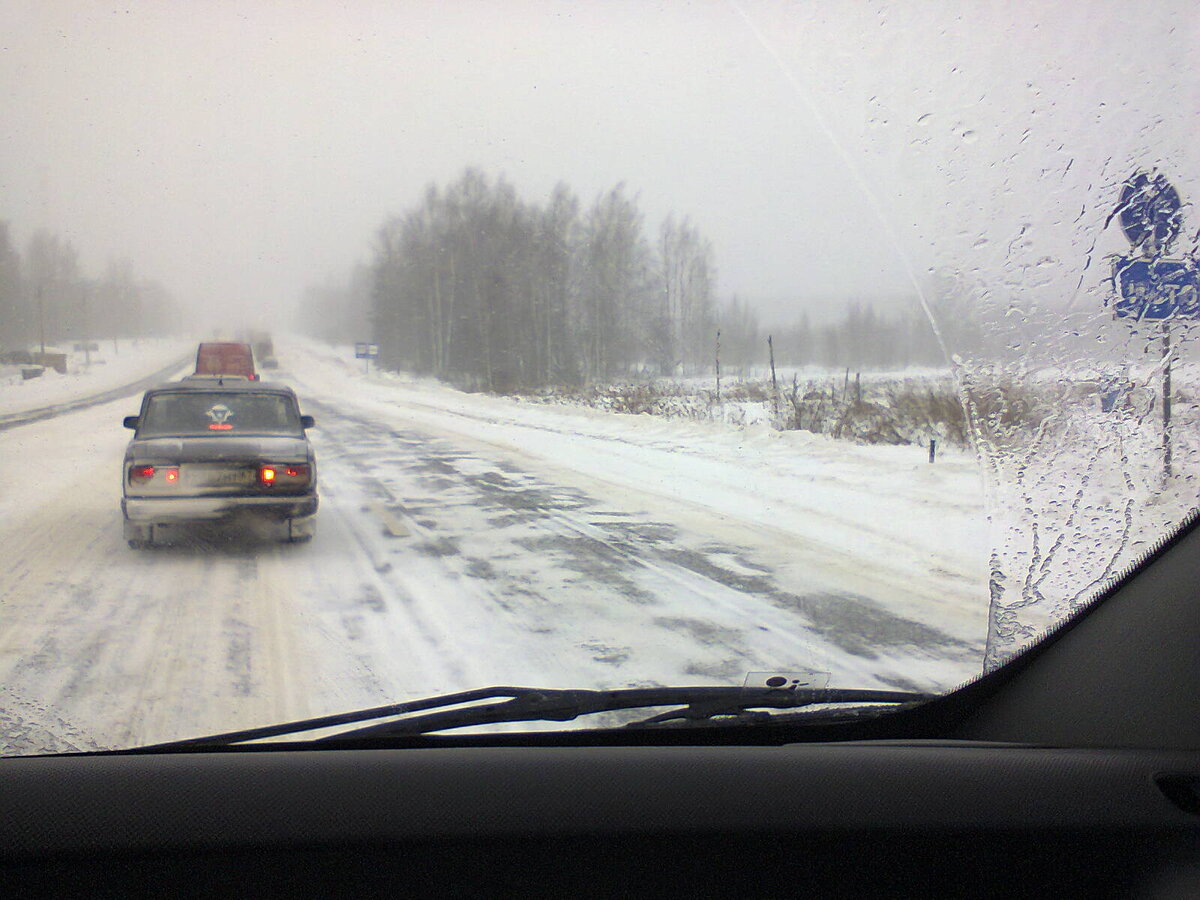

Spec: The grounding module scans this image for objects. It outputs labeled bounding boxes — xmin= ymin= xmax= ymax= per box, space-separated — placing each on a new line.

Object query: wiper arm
xmin=326 ymin=686 xmax=930 ymax=742
xmin=135 ymin=685 xmax=931 ymax=750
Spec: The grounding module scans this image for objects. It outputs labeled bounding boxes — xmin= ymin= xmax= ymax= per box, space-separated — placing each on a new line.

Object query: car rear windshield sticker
xmin=206 ymin=404 xmax=235 ymax=430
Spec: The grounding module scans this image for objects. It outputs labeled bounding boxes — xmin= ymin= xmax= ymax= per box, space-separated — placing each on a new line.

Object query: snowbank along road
xmin=0 ymin=338 xmax=990 ymax=752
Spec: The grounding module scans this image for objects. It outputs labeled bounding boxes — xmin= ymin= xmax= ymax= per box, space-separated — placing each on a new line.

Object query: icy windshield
xmin=139 ymin=392 xmax=301 ymax=437
xmin=0 ymin=1 xmax=1196 ymax=753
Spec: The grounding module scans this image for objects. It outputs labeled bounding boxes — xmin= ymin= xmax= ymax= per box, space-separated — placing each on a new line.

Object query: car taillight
xmin=130 ymin=465 xmax=179 ymax=485
xmin=259 ymin=464 xmax=309 ymax=486
xmin=130 ymin=465 xmax=155 ymax=484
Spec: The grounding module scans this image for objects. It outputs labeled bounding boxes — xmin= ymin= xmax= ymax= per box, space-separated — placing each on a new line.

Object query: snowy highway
xmin=0 ymin=339 xmax=991 ymax=752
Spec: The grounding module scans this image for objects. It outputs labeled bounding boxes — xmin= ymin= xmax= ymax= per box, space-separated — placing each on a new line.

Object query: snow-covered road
xmin=0 ymin=338 xmax=991 ymax=752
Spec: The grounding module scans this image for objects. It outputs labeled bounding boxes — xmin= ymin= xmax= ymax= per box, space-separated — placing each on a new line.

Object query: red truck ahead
xmin=194 ymin=342 xmax=258 ymax=380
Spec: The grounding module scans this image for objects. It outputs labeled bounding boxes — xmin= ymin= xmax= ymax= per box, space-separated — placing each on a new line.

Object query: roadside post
xmin=81 ymin=285 xmax=92 ymax=369
xmin=1108 ymin=171 xmax=1198 ymax=480
xmin=355 ymin=341 xmax=379 ymax=375
xmin=767 ymin=335 xmax=779 ymax=420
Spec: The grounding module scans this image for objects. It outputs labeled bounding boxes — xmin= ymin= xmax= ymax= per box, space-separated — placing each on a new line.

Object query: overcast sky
xmin=1 ymin=1 xmax=1196 ymax=331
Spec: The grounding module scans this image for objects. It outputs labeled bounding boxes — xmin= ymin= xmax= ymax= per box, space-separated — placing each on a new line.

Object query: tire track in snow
xmin=295 ymin=354 xmax=977 ymax=581
xmin=286 ymin=344 xmax=988 ymax=645
xmin=300 ymin=397 xmax=981 ymax=692
xmin=0 ymin=398 xmax=319 ymax=747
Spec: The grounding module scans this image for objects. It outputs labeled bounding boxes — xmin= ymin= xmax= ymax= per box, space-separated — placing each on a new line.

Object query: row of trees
xmin=769 ymin=303 xmax=946 ymax=372
xmin=303 ymin=168 xmax=959 ymax=387
xmin=0 ymin=223 xmax=176 ymax=351
xmin=365 ymin=169 xmax=721 ymax=390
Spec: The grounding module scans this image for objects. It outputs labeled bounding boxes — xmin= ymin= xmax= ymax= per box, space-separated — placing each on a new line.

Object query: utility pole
xmin=36 ymin=285 xmax=46 ymax=356
xmin=768 ymin=334 xmax=778 ymax=419
xmin=714 ymin=329 xmax=721 ymax=403
xmin=81 ymin=284 xmax=91 ymax=368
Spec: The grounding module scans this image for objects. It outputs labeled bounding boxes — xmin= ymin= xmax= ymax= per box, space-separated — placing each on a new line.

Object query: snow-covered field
xmin=0 ymin=335 xmax=995 ymax=753
xmin=0 ymin=339 xmax=192 ymax=418
xmin=517 ymin=370 xmax=964 ymax=443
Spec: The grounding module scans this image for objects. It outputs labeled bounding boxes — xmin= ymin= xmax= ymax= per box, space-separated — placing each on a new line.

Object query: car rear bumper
xmin=122 ymin=494 xmax=318 ymax=524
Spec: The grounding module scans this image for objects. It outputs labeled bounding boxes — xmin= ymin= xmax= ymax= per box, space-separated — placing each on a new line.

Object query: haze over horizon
xmin=1 ymin=1 xmax=1196 ymax=333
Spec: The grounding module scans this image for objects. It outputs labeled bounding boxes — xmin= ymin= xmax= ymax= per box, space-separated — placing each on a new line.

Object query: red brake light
xmin=130 ymin=465 xmax=180 ymax=486
xmin=259 ymin=464 xmax=308 ymax=486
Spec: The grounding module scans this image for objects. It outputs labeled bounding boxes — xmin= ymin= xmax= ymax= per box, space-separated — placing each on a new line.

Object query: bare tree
xmin=658 ymin=215 xmax=716 ymax=373
xmin=0 ymin=222 xmax=25 ymax=348
xmin=578 ymin=184 xmax=653 ymax=381
xmin=26 ymin=230 xmax=82 ymax=346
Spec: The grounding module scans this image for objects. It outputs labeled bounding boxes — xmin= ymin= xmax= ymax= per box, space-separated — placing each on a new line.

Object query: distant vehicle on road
xmin=194 ymin=341 xmax=258 ymax=381
xmin=248 ymin=332 xmax=278 ymax=369
xmin=121 ymin=380 xmax=318 ymax=548
xmin=250 ymin=331 xmax=274 ymax=359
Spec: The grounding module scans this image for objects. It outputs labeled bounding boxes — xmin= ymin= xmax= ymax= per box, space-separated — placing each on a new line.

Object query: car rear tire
xmin=124 ymin=521 xmax=154 ymax=549
xmin=285 ymin=518 xmax=315 ymax=543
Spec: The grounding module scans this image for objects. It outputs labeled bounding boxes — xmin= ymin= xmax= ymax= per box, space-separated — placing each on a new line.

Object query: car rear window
xmin=139 ymin=392 xmax=301 ymax=436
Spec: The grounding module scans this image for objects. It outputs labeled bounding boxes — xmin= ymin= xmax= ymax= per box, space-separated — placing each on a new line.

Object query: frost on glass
xmin=800 ymin=3 xmax=1200 ymax=669
xmin=678 ymin=0 xmax=1200 ymax=675
xmin=932 ymin=163 xmax=1200 ymax=669
xmin=955 ymin=276 xmax=1200 ymax=669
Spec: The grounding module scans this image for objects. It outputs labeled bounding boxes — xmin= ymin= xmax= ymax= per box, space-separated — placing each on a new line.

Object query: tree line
xmin=302 ymin=168 xmax=953 ymax=388
xmin=0 ymin=222 xmax=176 ymax=352
xmin=352 ymin=168 xmax=719 ymax=391
xmin=769 ymin=303 xmax=945 ymax=372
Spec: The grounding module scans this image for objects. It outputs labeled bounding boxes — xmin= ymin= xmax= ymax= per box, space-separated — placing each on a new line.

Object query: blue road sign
xmin=1112 ymin=257 xmax=1200 ymax=321
xmin=354 ymin=342 xmax=379 ymax=359
xmin=1108 ymin=171 xmax=1183 ymax=252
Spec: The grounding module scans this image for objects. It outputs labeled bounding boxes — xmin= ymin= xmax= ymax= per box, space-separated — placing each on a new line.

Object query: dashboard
xmin=3 ymin=742 xmax=1199 ymax=897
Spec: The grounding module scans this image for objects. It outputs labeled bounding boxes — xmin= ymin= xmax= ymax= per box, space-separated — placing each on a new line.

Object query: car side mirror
xmin=123 ymin=416 xmax=140 ymax=430
xmin=300 ymin=414 xmax=315 ymax=429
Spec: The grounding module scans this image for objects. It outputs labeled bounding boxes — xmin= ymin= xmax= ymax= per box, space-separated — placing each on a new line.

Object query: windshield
xmin=138 ymin=392 xmax=301 ymax=437
xmin=0 ymin=1 xmax=1196 ymax=753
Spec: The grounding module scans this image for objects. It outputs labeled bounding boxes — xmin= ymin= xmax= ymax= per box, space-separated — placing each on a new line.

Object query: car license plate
xmin=215 ymin=469 xmax=255 ymax=485
xmin=196 ymin=467 xmax=255 ymax=486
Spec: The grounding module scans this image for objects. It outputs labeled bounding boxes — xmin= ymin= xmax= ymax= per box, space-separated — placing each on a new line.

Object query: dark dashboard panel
xmin=3 ymin=743 xmax=1199 ymax=897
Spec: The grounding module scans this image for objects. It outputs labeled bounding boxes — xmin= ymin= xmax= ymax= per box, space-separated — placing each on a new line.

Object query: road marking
xmin=369 ymin=500 xmax=410 ymax=537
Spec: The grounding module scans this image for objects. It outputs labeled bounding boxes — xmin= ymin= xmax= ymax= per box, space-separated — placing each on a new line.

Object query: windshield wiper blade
xmin=133 ymin=685 xmax=932 ymax=750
